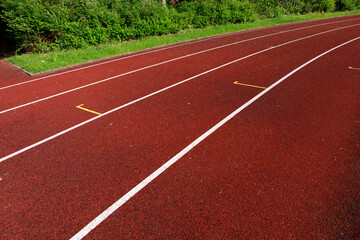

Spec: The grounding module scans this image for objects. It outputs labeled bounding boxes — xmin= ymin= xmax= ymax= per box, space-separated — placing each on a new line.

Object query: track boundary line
xmin=1 ymin=22 xmax=360 ymax=116
xmin=70 ymin=36 xmax=360 ymax=240
xmin=0 ymin=17 xmax=359 ymax=91
xmin=1 ymin=26 xmax=359 ymax=164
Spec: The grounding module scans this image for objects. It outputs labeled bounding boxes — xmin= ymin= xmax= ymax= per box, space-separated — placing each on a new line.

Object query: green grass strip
xmin=6 ymin=10 xmax=360 ymax=74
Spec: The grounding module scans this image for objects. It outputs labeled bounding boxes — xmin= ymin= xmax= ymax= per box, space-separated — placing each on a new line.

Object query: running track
xmin=1 ymin=15 xmax=359 ymax=239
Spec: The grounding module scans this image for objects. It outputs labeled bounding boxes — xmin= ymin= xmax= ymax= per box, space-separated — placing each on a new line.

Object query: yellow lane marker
xmin=349 ymin=66 xmax=360 ymax=70
xmin=233 ymin=81 xmax=267 ymax=89
xmin=76 ymin=104 xmax=102 ymax=115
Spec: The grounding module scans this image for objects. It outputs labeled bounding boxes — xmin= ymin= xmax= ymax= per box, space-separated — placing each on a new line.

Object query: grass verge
xmin=5 ymin=10 xmax=360 ymax=74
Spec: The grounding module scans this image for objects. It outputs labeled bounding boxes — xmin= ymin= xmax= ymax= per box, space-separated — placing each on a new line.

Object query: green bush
xmin=250 ymin=0 xmax=336 ymax=14
xmin=0 ymin=0 xmax=179 ymax=52
xmin=304 ymin=0 xmax=336 ymax=12
xmin=0 ymin=0 xmax=358 ymax=54
xmin=174 ymin=0 xmax=257 ymax=27
xmin=335 ymin=0 xmax=357 ymax=10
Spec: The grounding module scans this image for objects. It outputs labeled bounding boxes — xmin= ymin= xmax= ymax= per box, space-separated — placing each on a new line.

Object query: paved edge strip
xmin=1 ymin=25 xmax=360 ymax=164
xmin=1 ymin=22 xmax=360 ymax=116
xmin=69 ymin=36 xmax=360 ymax=240
xmin=0 ymin=17 xmax=359 ymax=91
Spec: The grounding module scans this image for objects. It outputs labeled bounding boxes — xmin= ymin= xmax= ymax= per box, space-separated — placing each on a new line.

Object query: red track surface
xmin=1 ymin=15 xmax=359 ymax=239
xmin=0 ymin=60 xmax=29 ymax=86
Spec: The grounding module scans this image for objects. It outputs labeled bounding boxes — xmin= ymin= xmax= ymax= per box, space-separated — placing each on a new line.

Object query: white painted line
xmin=0 ymin=17 xmax=359 ymax=91
xmin=70 ymin=36 xmax=360 ymax=240
xmin=0 ymin=27 xmax=360 ymax=163
xmin=1 ymin=22 xmax=360 ymax=116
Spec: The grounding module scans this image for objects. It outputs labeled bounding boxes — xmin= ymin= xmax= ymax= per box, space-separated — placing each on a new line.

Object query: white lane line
xmin=1 ymin=22 xmax=360 ymax=116
xmin=1 ymin=26 xmax=359 ymax=164
xmin=0 ymin=17 xmax=359 ymax=91
xmin=70 ymin=36 xmax=360 ymax=240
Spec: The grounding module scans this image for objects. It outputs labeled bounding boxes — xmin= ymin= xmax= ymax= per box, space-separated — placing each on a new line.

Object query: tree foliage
xmin=0 ymin=0 xmax=358 ymax=53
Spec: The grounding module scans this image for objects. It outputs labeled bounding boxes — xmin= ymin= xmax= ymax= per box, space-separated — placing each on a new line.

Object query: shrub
xmin=311 ymin=0 xmax=336 ymax=12
xmin=335 ymin=0 xmax=357 ymax=10
xmin=174 ymin=0 xmax=257 ymax=27
xmin=0 ymin=0 xmax=179 ymax=52
xmin=0 ymin=0 xmax=357 ymax=54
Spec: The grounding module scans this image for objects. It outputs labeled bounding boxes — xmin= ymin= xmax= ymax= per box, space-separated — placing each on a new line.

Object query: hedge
xmin=0 ymin=0 xmax=359 ymax=53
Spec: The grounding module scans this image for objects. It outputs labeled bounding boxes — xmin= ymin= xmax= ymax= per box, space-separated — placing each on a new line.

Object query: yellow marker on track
xmin=76 ymin=104 xmax=102 ymax=115
xmin=349 ymin=66 xmax=360 ymax=70
xmin=233 ymin=81 xmax=267 ymax=89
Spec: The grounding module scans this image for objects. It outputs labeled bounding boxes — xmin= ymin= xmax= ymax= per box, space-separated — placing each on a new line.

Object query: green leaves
xmin=0 ymin=0 xmax=358 ymax=53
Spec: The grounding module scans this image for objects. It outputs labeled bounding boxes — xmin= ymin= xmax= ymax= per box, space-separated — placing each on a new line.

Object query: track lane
xmin=1 ymin=16 xmax=360 ymax=114
xmin=1 ymin=23 xmax=360 ymax=160
xmin=80 ymin=37 xmax=360 ymax=239
xmin=0 ymin=23 xmax=359 ymax=238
